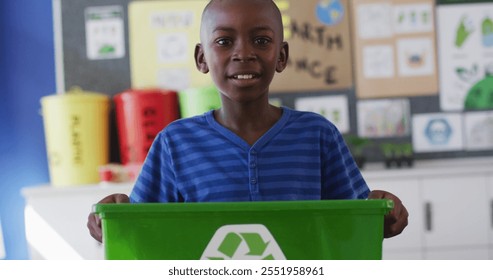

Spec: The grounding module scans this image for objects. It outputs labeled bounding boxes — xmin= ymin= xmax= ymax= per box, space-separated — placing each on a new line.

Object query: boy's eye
xmin=254 ymin=37 xmax=271 ymax=45
xmin=216 ymin=38 xmax=232 ymax=46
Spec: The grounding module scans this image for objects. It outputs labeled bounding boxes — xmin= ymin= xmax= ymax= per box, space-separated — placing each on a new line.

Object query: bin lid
xmin=95 ymin=199 xmax=393 ymax=218
xmin=41 ymin=87 xmax=109 ymax=104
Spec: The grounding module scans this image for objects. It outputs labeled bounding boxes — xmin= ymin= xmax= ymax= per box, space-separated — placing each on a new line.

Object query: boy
xmin=88 ymin=0 xmax=408 ymax=243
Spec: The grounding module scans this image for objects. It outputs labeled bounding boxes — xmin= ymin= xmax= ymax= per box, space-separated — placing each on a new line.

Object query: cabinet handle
xmin=425 ymin=202 xmax=432 ymax=232
xmin=491 ymin=200 xmax=493 ymax=229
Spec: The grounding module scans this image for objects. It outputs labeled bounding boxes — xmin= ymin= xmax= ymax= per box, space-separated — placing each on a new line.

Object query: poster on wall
xmin=128 ymin=0 xmax=211 ymax=92
xmin=85 ymin=6 xmax=126 ymax=60
xmin=356 ymin=98 xmax=411 ymax=138
xmin=412 ymin=113 xmax=464 ymax=152
xmin=270 ymin=0 xmax=354 ymax=93
xmin=437 ymin=2 xmax=493 ymax=111
xmin=294 ymin=95 xmax=350 ymax=133
xmin=350 ymin=0 xmax=438 ymax=99
xmin=464 ymin=111 xmax=493 ymax=151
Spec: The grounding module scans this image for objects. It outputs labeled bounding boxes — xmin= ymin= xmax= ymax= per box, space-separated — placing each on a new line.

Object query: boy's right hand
xmin=87 ymin=193 xmax=130 ymax=243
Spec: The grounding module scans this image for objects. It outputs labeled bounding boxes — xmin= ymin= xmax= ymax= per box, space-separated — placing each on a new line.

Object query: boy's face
xmin=195 ymin=0 xmax=288 ymax=103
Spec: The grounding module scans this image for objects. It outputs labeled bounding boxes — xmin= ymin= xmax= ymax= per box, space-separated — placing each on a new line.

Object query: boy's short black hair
xmin=201 ymin=0 xmax=284 ymax=40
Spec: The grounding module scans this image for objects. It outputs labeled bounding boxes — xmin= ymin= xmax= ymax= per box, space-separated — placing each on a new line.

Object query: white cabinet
xmin=421 ymin=175 xmax=490 ymax=259
xmin=22 ymin=183 xmax=133 ymax=260
xmin=483 ymin=175 xmax=493 ymax=259
xmin=363 ymin=157 xmax=493 ymax=260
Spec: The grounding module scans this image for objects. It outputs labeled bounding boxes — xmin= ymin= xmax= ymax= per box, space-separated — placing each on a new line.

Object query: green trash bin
xmin=178 ymin=85 xmax=221 ymax=118
xmin=95 ymin=199 xmax=393 ymax=260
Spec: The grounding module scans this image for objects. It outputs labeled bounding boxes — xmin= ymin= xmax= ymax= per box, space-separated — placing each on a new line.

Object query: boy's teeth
xmin=235 ymin=74 xmax=254 ymax=79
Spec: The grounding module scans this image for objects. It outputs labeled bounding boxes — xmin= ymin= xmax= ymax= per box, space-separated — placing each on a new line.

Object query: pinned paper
xmin=295 ymin=95 xmax=350 ymax=133
xmin=85 ymin=6 xmax=125 ymax=60
xmin=464 ymin=111 xmax=493 ymax=151
xmin=412 ymin=113 xmax=464 ymax=152
xmin=128 ymin=0 xmax=211 ymax=91
xmin=396 ymin=37 xmax=435 ymax=77
xmin=357 ymin=99 xmax=411 ymax=138
xmin=437 ymin=2 xmax=493 ymax=111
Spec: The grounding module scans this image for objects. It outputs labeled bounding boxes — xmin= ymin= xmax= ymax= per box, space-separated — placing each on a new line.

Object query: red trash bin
xmin=114 ymin=88 xmax=179 ymax=165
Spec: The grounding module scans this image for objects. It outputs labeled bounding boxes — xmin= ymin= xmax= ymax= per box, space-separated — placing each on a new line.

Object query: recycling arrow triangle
xmin=201 ymin=224 xmax=286 ymax=260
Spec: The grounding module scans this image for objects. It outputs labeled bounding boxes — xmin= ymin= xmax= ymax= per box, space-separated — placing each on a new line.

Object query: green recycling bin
xmin=95 ymin=199 xmax=393 ymax=260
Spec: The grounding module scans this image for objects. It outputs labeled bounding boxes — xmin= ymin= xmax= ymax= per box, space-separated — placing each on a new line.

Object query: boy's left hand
xmin=368 ymin=190 xmax=409 ymax=238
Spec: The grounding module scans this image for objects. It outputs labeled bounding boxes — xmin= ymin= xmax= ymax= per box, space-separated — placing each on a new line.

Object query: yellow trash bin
xmin=41 ymin=87 xmax=110 ymax=187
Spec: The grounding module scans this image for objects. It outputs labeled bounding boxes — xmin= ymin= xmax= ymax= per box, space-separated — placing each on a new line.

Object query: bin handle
xmin=425 ymin=202 xmax=432 ymax=232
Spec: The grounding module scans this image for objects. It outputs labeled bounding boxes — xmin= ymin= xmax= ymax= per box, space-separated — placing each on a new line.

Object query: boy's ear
xmin=276 ymin=42 xmax=289 ymax=73
xmin=194 ymin=43 xmax=209 ymax=73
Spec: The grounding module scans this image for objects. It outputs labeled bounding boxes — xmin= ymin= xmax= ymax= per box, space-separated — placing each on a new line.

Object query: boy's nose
xmin=232 ymin=44 xmax=257 ymax=62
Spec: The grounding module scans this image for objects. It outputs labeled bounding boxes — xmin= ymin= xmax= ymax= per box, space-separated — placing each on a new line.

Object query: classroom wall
xmin=0 ymin=1 xmax=55 ymax=259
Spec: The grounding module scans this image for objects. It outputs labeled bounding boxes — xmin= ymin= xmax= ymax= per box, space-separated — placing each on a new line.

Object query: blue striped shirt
xmin=130 ymin=107 xmax=370 ymax=203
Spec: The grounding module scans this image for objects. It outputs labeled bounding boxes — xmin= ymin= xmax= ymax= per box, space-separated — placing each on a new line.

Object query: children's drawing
xmin=363 ymin=45 xmax=395 ymax=79
xmin=295 ymin=95 xmax=350 ymax=133
xmin=397 ymin=37 xmax=434 ymax=77
xmin=393 ymin=3 xmax=433 ymax=34
xmin=357 ymin=99 xmax=410 ymax=138
xmin=464 ymin=112 xmax=493 ymax=150
xmin=357 ymin=3 xmax=393 ymax=39
xmin=157 ymin=33 xmax=188 ymax=63
xmin=412 ymin=113 xmax=464 ymax=152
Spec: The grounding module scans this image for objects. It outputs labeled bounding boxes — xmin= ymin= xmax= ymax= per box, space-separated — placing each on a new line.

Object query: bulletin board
xmin=54 ymin=0 xmax=493 ymax=163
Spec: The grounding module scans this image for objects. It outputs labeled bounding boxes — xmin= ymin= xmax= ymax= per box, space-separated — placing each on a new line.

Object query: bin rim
xmin=94 ymin=199 xmax=393 ymax=217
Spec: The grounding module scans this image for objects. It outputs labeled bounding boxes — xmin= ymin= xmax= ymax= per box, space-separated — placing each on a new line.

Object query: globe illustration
xmin=316 ymin=0 xmax=344 ymax=26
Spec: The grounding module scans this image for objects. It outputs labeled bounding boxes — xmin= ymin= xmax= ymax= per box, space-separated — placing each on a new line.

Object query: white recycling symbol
xmin=200 ymin=224 xmax=286 ymax=260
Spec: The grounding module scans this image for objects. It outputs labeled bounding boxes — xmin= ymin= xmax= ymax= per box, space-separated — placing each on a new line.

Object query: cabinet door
xmin=364 ymin=177 xmax=423 ymax=257
xmin=425 ymin=247 xmax=489 ymax=260
xmin=488 ymin=175 xmax=493 ymax=259
xmin=422 ymin=175 xmax=489 ymax=250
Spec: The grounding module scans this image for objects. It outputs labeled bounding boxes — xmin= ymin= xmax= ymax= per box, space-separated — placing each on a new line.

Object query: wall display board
xmin=269 ymin=0 xmax=354 ymax=93
xmin=350 ymin=0 xmax=438 ymax=99
xmin=55 ymin=0 xmax=134 ymax=95
xmin=436 ymin=1 xmax=493 ymax=111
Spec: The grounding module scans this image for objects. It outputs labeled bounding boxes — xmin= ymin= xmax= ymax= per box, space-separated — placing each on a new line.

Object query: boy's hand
xmin=87 ymin=193 xmax=130 ymax=243
xmin=368 ymin=190 xmax=409 ymax=238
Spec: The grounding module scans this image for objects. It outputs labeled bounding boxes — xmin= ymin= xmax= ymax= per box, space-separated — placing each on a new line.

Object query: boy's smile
xmin=195 ymin=0 xmax=288 ymax=104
